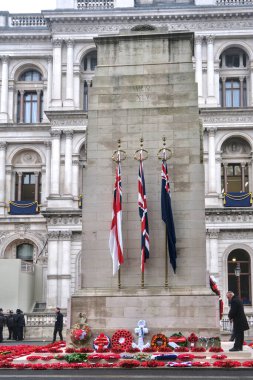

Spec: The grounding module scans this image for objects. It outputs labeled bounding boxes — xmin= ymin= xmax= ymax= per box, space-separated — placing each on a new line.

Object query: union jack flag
xmin=138 ymin=159 xmax=150 ymax=272
xmin=109 ymin=162 xmax=124 ymax=275
xmin=161 ymin=160 xmax=176 ymax=272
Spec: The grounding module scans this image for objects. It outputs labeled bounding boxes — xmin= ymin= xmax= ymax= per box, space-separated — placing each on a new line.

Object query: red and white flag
xmin=109 ymin=162 xmax=124 ymax=275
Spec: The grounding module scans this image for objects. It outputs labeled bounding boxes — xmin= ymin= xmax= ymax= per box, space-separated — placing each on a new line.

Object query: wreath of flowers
xmin=111 ymin=330 xmax=133 ymax=351
xmin=93 ymin=334 xmax=111 ymax=352
xmin=70 ymin=324 xmax=91 ymax=346
xmin=151 ymin=334 xmax=167 ymax=350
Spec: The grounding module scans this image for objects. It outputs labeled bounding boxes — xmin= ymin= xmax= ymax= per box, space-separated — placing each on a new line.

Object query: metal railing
xmin=221 ymin=315 xmax=253 ymax=331
xmin=216 ymin=0 xmax=253 ymax=5
xmin=76 ymin=0 xmax=114 ymax=9
xmin=11 ymin=15 xmax=47 ymax=27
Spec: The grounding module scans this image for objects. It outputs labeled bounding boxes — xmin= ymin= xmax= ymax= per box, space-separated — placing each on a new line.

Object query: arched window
xmin=16 ymin=69 xmax=44 ymax=123
xmin=221 ymin=137 xmax=251 ymax=193
xmin=16 ymin=243 xmax=34 ymax=262
xmin=83 ymin=51 xmax=97 ymax=72
xmin=219 ymin=47 xmax=249 ymax=108
xmin=227 ymin=249 xmax=251 ymax=305
xmin=81 ymin=50 xmax=97 ymax=111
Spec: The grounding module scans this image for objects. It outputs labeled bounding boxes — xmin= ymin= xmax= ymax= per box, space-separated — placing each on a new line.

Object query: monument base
xmin=70 ymin=287 xmax=220 ymax=337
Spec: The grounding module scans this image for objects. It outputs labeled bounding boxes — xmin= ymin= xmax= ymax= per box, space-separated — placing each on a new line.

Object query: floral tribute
xmin=187 ymin=333 xmax=198 ymax=348
xmin=151 ymin=334 xmax=167 ymax=350
xmin=168 ymin=332 xmax=187 ymax=347
xmin=70 ymin=322 xmax=91 ymax=347
xmin=93 ymin=333 xmax=110 ymax=352
xmin=111 ymin=329 xmax=133 ymax=351
xmin=0 ymin=330 xmax=247 ymax=371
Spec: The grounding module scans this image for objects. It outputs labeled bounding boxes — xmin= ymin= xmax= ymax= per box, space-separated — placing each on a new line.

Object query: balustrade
xmin=216 ymin=0 xmax=253 ymax=5
xmin=76 ymin=0 xmax=114 ymax=9
xmin=11 ymin=16 xmax=47 ymax=27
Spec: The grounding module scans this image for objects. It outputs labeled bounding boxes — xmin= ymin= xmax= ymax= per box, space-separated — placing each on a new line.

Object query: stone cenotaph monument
xmin=71 ymin=28 xmax=219 ymax=336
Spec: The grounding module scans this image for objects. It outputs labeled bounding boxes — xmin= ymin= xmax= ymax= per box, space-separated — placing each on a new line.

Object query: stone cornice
xmin=45 ymin=111 xmax=88 ymax=128
xmin=206 ymin=208 xmax=253 ymax=224
xmin=200 ymin=108 xmax=253 ymax=125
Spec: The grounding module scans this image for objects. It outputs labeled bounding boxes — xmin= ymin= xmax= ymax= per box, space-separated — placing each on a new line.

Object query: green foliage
xmin=64 ymin=353 xmax=88 ymax=363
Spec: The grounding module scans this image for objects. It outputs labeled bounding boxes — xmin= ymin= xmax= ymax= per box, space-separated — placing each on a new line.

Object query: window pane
xmin=232 ymin=89 xmax=240 ymax=107
xmin=234 ymin=165 xmax=241 ymax=176
xmin=20 ymin=70 xmax=42 ymax=81
xmin=17 ymin=244 xmax=33 ymax=261
xmin=32 ymin=97 xmax=37 ymax=123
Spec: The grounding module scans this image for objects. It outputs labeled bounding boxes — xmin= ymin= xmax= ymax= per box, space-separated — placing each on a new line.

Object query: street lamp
xmin=234 ymin=262 xmax=241 ymax=298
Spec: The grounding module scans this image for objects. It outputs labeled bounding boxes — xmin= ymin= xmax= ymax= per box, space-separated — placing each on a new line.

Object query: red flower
xmin=118 ymin=359 xmax=140 ymax=368
xmin=209 ymin=347 xmax=224 ymax=352
xmin=174 ymin=346 xmax=189 ymax=352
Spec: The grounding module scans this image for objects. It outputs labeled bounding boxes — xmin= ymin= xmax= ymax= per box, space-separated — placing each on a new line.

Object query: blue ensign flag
xmin=161 ymin=161 xmax=177 ymax=273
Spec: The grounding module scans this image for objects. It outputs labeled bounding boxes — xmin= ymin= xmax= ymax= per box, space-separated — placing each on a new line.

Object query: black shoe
xmin=229 ymin=348 xmax=240 ymax=352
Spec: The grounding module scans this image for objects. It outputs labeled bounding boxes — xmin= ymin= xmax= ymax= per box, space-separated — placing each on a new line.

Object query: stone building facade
xmin=0 ymin=0 xmax=253 ymax=319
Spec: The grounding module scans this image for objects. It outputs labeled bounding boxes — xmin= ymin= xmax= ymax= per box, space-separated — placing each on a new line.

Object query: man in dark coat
xmin=14 ymin=309 xmax=25 ymax=341
xmin=0 ymin=308 xmax=6 ymax=342
xmin=227 ymin=291 xmax=249 ymax=351
xmin=6 ymin=310 xmax=14 ymax=340
xmin=52 ymin=307 xmax=63 ymax=342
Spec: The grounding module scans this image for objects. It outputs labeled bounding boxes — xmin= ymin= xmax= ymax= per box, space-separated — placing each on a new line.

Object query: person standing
xmin=14 ymin=309 xmax=25 ymax=341
xmin=226 ymin=291 xmax=249 ymax=351
xmin=6 ymin=310 xmax=14 ymax=340
xmin=52 ymin=307 xmax=63 ymax=342
xmin=0 ymin=309 xmax=6 ymax=343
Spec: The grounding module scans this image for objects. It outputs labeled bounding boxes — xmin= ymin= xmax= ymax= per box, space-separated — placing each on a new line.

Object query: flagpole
xmin=158 ymin=137 xmax=173 ymax=288
xmin=134 ymin=137 xmax=149 ymax=289
xmin=165 ymin=226 xmax=168 ymax=288
xmin=111 ymin=139 xmax=126 ymax=289
xmin=118 ymin=267 xmax=121 ymax=289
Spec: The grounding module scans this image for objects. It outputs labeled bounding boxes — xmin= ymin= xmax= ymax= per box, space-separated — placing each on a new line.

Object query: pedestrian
xmin=52 ymin=307 xmax=63 ymax=342
xmin=226 ymin=291 xmax=249 ymax=351
xmin=14 ymin=309 xmax=25 ymax=341
xmin=0 ymin=308 xmax=6 ymax=343
xmin=6 ymin=310 xmax=14 ymax=340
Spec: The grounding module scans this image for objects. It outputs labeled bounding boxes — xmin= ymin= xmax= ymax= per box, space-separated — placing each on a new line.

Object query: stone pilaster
xmin=0 ymin=56 xmax=9 ymax=122
xmin=64 ymin=39 xmax=74 ymax=108
xmin=50 ymin=130 xmax=61 ymax=196
xmin=51 ymin=39 xmax=62 ymax=108
xmin=0 ymin=142 xmax=7 ymax=214
xmin=63 ymin=130 xmax=73 ymax=195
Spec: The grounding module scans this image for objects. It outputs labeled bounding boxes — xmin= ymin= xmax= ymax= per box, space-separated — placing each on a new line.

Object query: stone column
xmin=47 ymin=231 xmax=59 ymax=309
xmin=72 ymin=159 xmax=79 ymax=198
xmin=223 ymin=163 xmax=228 ymax=193
xmin=34 ymin=172 xmax=40 ymax=202
xmin=44 ymin=141 xmax=51 ymax=201
xmin=51 ymin=39 xmax=62 ymax=108
xmin=47 ymin=56 xmax=53 ymax=110
xmin=50 ymin=130 xmax=61 ymax=196
xmin=0 ymin=56 xmax=9 ymax=122
xmin=208 ymin=128 xmax=216 ymax=193
xmin=59 ymin=231 xmax=72 ymax=308
xmin=241 ymin=163 xmax=246 ymax=192
xmin=36 ymin=90 xmax=41 ymax=123
xmin=239 ymin=77 xmax=244 ymax=107
xmin=194 ymin=35 xmax=204 ymax=104
xmin=64 ymin=39 xmax=74 ymax=108
xmin=206 ymin=36 xmax=216 ymax=105
xmin=216 ymin=155 xmax=222 ymax=195
xmin=64 ymin=130 xmax=73 ymax=195
xmin=208 ymin=229 xmax=219 ymax=274
xmin=17 ymin=172 xmax=22 ymax=201
xmin=0 ymin=142 xmax=6 ymax=213
xmin=19 ymin=90 xmax=24 ymax=123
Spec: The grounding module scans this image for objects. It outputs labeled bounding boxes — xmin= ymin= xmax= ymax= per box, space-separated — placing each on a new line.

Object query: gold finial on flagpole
xmin=134 ymin=137 xmax=148 ymax=161
xmin=112 ymin=139 xmax=127 ymax=163
xmin=157 ymin=136 xmax=172 ymax=161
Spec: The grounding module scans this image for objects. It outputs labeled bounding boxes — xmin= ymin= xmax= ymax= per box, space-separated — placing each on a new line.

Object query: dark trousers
xmin=0 ymin=327 xmax=3 ymax=342
xmin=7 ymin=327 xmax=13 ymax=340
xmin=53 ymin=327 xmax=63 ymax=342
xmin=234 ymin=329 xmax=244 ymax=350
